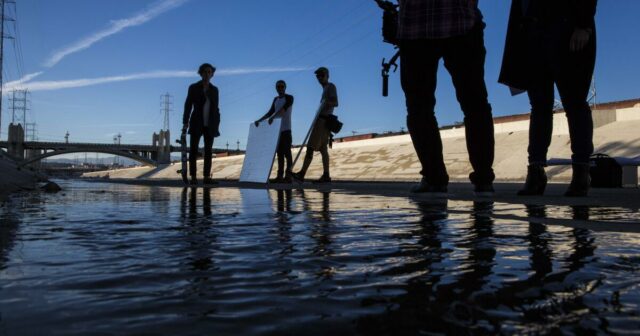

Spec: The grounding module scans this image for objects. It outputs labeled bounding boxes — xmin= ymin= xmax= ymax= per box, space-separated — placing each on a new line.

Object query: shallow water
xmin=1 ymin=181 xmax=639 ymax=335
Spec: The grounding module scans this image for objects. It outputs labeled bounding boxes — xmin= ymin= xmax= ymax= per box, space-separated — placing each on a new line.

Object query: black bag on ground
xmin=323 ymin=114 xmax=343 ymax=134
xmin=589 ymin=153 xmax=622 ymax=188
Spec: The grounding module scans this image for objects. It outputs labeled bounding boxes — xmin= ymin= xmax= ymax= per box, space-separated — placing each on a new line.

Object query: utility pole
xmin=65 ymin=131 xmax=69 ymax=143
xmin=236 ymin=139 xmax=240 ymax=152
xmin=160 ymin=93 xmax=172 ymax=131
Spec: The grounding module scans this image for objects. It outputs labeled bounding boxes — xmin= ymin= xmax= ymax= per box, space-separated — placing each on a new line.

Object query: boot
xmin=517 ymin=165 xmax=547 ymax=196
xmin=565 ymin=164 xmax=590 ymax=197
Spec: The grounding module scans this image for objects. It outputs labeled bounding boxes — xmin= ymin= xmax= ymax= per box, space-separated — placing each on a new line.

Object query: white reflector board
xmin=239 ymin=119 xmax=282 ymax=183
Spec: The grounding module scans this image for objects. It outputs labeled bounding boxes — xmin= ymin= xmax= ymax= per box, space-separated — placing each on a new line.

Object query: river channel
xmin=1 ymin=180 xmax=639 ymax=335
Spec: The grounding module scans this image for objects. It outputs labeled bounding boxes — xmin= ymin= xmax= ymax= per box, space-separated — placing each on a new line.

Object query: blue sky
xmin=2 ymin=0 xmax=639 ymax=151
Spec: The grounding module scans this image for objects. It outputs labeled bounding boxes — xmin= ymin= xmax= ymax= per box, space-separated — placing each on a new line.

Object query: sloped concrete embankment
xmin=0 ymin=154 xmax=46 ymax=200
xmin=83 ymin=106 xmax=640 ymax=184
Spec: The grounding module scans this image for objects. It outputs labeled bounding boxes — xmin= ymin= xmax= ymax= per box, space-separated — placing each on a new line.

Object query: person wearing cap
xmin=397 ymin=0 xmax=495 ymax=196
xmin=292 ymin=67 xmax=338 ymax=183
xmin=183 ymin=63 xmax=220 ymax=185
xmin=254 ymin=80 xmax=295 ymax=183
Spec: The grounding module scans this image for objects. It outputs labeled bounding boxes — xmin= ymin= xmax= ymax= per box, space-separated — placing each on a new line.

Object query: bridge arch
xmin=17 ymin=148 xmax=157 ymax=167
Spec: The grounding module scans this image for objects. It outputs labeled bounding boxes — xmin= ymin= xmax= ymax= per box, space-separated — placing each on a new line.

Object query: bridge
xmin=0 ymin=124 xmax=232 ymax=168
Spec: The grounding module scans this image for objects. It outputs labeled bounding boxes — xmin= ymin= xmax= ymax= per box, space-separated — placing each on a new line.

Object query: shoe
xmin=565 ymin=164 xmax=590 ymax=197
xmin=203 ymin=177 xmax=217 ymax=185
xmin=517 ymin=165 xmax=547 ymax=196
xmin=313 ymin=174 xmax=332 ymax=183
xmin=269 ymin=177 xmax=284 ymax=183
xmin=410 ymin=178 xmax=448 ymax=195
xmin=189 ymin=177 xmax=198 ymax=185
xmin=291 ymin=172 xmax=305 ymax=182
xmin=282 ymin=173 xmax=293 ymax=183
xmin=474 ymin=183 xmax=495 ymax=197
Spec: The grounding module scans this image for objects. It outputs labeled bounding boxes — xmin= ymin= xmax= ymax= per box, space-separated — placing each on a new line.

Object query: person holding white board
xmin=255 ymin=80 xmax=294 ymax=183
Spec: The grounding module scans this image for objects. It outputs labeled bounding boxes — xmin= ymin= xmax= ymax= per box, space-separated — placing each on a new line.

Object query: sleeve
xmin=574 ymin=0 xmax=597 ymax=29
xmin=282 ymin=94 xmax=294 ymax=111
xmin=183 ymin=85 xmax=193 ymax=126
xmin=213 ymin=86 xmax=220 ymax=114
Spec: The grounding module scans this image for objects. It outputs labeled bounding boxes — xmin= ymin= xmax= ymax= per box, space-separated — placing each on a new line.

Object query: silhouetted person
xmin=499 ymin=0 xmax=597 ymax=197
xmin=183 ymin=63 xmax=220 ymax=185
xmin=397 ymin=0 xmax=495 ymax=196
xmin=254 ymin=80 xmax=294 ymax=183
xmin=292 ymin=67 xmax=338 ymax=183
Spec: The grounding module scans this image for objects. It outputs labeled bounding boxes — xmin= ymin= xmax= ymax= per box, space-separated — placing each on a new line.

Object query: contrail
xmin=44 ymin=0 xmax=189 ymax=67
xmin=2 ymin=67 xmax=311 ymax=93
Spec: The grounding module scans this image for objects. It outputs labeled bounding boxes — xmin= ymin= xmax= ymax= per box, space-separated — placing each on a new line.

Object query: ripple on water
xmin=0 ymin=181 xmax=639 ymax=335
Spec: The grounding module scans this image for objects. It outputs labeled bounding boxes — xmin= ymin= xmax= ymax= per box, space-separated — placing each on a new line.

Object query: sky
xmin=1 ymin=0 xmax=640 ymax=152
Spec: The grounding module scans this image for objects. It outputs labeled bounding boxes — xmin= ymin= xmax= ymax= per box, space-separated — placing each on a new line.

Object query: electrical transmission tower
xmin=0 ymin=0 xmax=17 ymax=139
xmin=9 ymin=89 xmax=28 ymax=125
xmin=160 ymin=93 xmax=172 ymax=131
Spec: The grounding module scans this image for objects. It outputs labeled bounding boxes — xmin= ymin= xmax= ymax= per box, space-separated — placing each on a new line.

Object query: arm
xmin=320 ymin=84 xmax=338 ymax=113
xmin=183 ymin=85 xmax=193 ymax=131
xmin=570 ymin=0 xmax=597 ymax=52
xmin=255 ymin=98 xmax=277 ymax=126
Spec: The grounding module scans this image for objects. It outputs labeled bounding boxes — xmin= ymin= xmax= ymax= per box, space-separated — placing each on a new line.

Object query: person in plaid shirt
xmin=397 ymin=0 xmax=495 ymax=196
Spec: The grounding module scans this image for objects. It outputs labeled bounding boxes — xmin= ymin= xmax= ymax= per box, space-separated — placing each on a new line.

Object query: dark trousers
xmin=525 ymin=22 xmax=595 ymax=165
xmin=276 ymin=130 xmax=292 ymax=177
xmin=400 ymin=26 xmax=495 ymax=186
xmin=189 ymin=127 xmax=214 ymax=178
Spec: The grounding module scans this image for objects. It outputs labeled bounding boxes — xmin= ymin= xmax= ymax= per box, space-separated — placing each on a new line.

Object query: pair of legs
xmin=400 ymin=25 xmax=495 ymax=188
xmin=518 ymin=21 xmax=595 ymax=197
xmin=276 ymin=130 xmax=293 ymax=179
xmin=526 ymin=22 xmax=595 ymax=166
xmin=294 ymin=119 xmax=331 ymax=181
xmin=189 ymin=127 xmax=214 ymax=181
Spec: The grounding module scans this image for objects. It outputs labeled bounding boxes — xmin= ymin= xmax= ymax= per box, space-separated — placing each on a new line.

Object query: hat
xmin=314 ymin=67 xmax=329 ymax=75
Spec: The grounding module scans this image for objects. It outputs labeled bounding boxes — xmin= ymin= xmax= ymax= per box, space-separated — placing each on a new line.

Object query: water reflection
xmin=0 ymin=182 xmax=638 ymax=334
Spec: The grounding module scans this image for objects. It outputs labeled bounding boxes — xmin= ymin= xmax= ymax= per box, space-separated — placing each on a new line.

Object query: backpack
xmin=589 ymin=153 xmax=622 ymax=188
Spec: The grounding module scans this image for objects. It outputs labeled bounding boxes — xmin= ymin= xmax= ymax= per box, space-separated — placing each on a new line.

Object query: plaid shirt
xmin=397 ymin=0 xmax=482 ymax=40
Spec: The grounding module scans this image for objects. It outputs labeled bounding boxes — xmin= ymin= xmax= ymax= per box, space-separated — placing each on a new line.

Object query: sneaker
xmin=282 ymin=174 xmax=293 ymax=183
xmin=291 ymin=172 xmax=305 ymax=182
xmin=189 ymin=177 xmax=198 ymax=185
xmin=410 ymin=178 xmax=448 ymax=196
xmin=313 ymin=174 xmax=332 ymax=183
xmin=474 ymin=183 xmax=495 ymax=197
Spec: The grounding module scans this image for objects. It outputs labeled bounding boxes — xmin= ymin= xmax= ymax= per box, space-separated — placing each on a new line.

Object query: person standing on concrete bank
xmin=397 ymin=0 xmax=495 ymax=195
xmin=292 ymin=67 xmax=338 ymax=183
xmin=254 ymin=80 xmax=294 ymax=183
xmin=183 ymin=63 xmax=220 ymax=185
xmin=499 ymin=0 xmax=597 ymax=197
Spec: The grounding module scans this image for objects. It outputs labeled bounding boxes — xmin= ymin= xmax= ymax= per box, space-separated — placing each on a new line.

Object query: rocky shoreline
xmin=0 ymin=154 xmax=48 ymax=201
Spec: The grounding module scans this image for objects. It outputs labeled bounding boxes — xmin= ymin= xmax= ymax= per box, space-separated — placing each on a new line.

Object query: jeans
xmin=525 ymin=22 xmax=595 ymax=165
xmin=276 ymin=130 xmax=292 ymax=177
xmin=400 ymin=25 xmax=495 ymax=186
xmin=189 ymin=127 xmax=214 ymax=178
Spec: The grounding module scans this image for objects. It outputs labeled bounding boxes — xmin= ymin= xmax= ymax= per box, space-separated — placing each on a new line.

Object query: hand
xmin=268 ymin=117 xmax=274 ymax=125
xmin=254 ymin=121 xmax=259 ymax=127
xmin=570 ymin=28 xmax=591 ymax=52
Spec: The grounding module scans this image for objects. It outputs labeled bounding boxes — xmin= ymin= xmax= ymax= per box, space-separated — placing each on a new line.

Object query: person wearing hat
xmin=292 ymin=67 xmax=338 ymax=183
xmin=182 ymin=63 xmax=220 ymax=185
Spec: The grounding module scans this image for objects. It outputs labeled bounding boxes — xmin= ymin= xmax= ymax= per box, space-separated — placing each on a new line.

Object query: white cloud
xmin=3 ymin=67 xmax=311 ymax=93
xmin=44 ymin=0 xmax=189 ymax=67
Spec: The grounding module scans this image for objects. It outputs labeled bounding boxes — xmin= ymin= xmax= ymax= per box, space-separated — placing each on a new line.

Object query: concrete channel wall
xmin=83 ymin=106 xmax=640 ymax=184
